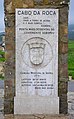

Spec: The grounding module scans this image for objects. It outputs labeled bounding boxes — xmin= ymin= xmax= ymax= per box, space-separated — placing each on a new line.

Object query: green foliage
xmin=0 ymin=57 xmax=5 ymax=62
xmin=0 ymin=74 xmax=4 ymax=80
xmin=0 ymin=50 xmax=5 ymax=62
xmin=0 ymin=50 xmax=5 ymax=55
xmin=68 ymin=40 xmax=74 ymax=79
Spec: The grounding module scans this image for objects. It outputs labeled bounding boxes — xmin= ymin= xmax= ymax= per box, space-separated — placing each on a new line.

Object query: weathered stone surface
xmin=5 ymin=43 xmax=14 ymax=51
xmin=58 ymin=54 xmax=68 ymax=79
xmin=5 ymin=51 xmax=13 ymax=60
xmin=60 ymin=42 xmax=68 ymax=54
xmin=4 ymin=114 xmax=69 ymax=119
xmin=23 ymin=4 xmax=28 ymax=8
xmin=12 ymin=0 xmax=23 ymax=12
xmin=24 ymin=0 xmax=34 ymax=7
xmin=42 ymin=0 xmax=70 ymax=5
xmin=59 ymin=63 xmax=68 ymax=78
xmin=60 ymin=7 xmax=68 ymax=24
xmin=6 ymin=2 xmax=12 ymax=13
xmin=5 ymin=0 xmax=33 ymax=13
xmin=59 ymin=54 xmax=68 ymax=65
xmin=43 ymin=0 xmax=49 ymax=4
xmin=60 ymin=25 xmax=68 ymax=42
xmin=4 ymin=80 xmax=14 ymax=114
xmin=68 ymin=81 xmax=74 ymax=114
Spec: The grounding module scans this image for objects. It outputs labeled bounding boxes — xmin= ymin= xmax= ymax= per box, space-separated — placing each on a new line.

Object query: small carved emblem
xmin=29 ymin=43 xmax=45 ymax=65
xmin=21 ymin=37 xmax=53 ymax=68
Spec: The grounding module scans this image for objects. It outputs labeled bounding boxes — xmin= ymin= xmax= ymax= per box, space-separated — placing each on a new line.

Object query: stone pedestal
xmin=14 ymin=96 xmax=59 ymax=114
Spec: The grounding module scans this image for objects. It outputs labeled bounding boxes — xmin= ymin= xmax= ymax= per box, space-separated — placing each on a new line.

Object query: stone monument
xmin=14 ymin=9 xmax=59 ymax=114
xmin=4 ymin=0 xmax=69 ymax=114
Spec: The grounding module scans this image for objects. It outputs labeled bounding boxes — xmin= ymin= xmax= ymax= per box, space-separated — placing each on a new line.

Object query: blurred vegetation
xmin=0 ymin=74 xmax=4 ymax=80
xmin=0 ymin=50 xmax=5 ymax=80
xmin=68 ymin=40 xmax=74 ymax=78
xmin=0 ymin=50 xmax=5 ymax=62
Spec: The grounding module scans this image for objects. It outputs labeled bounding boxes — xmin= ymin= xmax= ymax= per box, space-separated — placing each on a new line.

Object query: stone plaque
xmin=14 ymin=9 xmax=59 ymax=114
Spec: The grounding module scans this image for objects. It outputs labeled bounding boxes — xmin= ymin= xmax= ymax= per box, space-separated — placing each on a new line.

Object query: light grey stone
xmin=68 ymin=81 xmax=74 ymax=92
xmin=14 ymin=96 xmax=59 ymax=114
xmin=68 ymin=92 xmax=74 ymax=114
xmin=14 ymin=9 xmax=59 ymax=114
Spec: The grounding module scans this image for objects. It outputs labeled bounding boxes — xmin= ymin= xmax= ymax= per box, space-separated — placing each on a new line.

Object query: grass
xmin=0 ymin=50 xmax=5 ymax=79
xmin=68 ymin=40 xmax=74 ymax=78
xmin=0 ymin=50 xmax=5 ymax=62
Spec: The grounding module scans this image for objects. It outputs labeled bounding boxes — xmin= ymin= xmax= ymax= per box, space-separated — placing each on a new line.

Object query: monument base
xmin=14 ymin=96 xmax=59 ymax=114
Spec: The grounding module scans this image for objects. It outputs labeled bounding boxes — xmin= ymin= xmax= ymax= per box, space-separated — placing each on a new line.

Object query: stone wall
xmin=68 ymin=81 xmax=74 ymax=114
xmin=4 ymin=0 xmax=70 ymax=114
